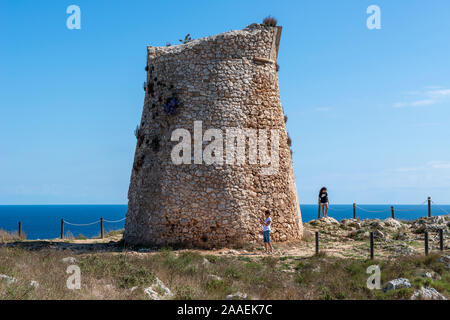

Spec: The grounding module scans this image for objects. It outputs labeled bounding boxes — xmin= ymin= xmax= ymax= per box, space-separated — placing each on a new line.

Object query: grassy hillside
xmin=0 ymin=229 xmax=448 ymax=300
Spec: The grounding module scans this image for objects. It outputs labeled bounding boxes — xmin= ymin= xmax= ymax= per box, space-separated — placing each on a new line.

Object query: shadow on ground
xmin=0 ymin=240 xmax=131 ymax=253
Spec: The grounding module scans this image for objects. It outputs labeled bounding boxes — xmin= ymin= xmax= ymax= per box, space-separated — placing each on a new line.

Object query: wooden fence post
xmin=370 ymin=232 xmax=374 ymax=260
xmin=315 ymin=231 xmax=319 ymax=255
xmin=391 ymin=206 xmax=395 ymax=219
xmin=18 ymin=222 xmax=22 ymax=238
xmin=439 ymin=229 xmax=444 ymax=251
xmin=428 ymin=197 xmax=431 ymax=218
xmin=353 ymin=203 xmax=356 ymax=219
xmin=424 ymin=231 xmax=429 ymax=256
xmin=61 ymin=219 xmax=64 ymax=239
xmin=100 ymin=217 xmax=104 ymax=239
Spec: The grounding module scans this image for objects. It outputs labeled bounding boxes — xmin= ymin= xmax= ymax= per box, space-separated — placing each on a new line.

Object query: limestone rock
xmin=202 ymin=258 xmax=211 ymax=267
xmin=341 ymin=219 xmax=361 ymax=229
xmin=373 ymin=229 xmax=385 ymax=239
xmin=226 ymin=292 xmax=248 ymax=300
xmin=384 ymin=278 xmax=411 ymax=292
xmin=349 ymin=229 xmax=370 ymax=240
xmin=310 ymin=217 xmax=339 ymax=227
xmin=144 ymin=287 xmax=160 ymax=300
xmin=155 ymin=278 xmax=173 ymax=297
xmin=383 ymin=218 xmax=402 ymax=229
xmin=439 ymin=255 xmax=450 ymax=269
xmin=144 ymin=277 xmax=173 ymax=300
xmin=320 ymin=217 xmax=339 ymax=225
xmin=207 ymin=274 xmax=222 ymax=281
xmin=0 ymin=274 xmax=17 ymax=285
xmin=412 ymin=215 xmax=449 ymax=234
xmin=411 ymin=287 xmax=447 ymax=300
xmin=61 ymin=257 xmax=77 ymax=264
xmin=393 ymin=244 xmax=415 ymax=256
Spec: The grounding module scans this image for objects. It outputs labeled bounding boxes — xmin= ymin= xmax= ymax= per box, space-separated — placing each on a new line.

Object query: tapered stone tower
xmin=124 ymin=23 xmax=303 ymax=247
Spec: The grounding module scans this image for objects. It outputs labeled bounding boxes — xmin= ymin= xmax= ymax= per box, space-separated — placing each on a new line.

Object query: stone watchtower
xmin=124 ymin=23 xmax=303 ymax=247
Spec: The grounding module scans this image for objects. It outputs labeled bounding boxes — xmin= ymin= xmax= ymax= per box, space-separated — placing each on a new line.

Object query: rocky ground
xmin=303 ymin=215 xmax=449 ymax=259
xmin=0 ymin=215 xmax=448 ymax=300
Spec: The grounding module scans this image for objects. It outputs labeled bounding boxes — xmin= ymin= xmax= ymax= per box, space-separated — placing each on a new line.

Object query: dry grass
xmin=0 ymin=242 xmax=448 ymax=300
xmin=0 ymin=229 xmax=26 ymax=242
xmin=1 ymin=227 xmax=448 ymax=300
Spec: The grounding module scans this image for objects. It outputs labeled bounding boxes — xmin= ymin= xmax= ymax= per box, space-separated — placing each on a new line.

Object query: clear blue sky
xmin=1 ymin=0 xmax=449 ymax=205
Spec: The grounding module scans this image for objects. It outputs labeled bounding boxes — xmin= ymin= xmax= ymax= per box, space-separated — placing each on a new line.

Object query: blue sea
xmin=0 ymin=204 xmax=449 ymax=240
xmin=0 ymin=205 xmax=127 ymax=240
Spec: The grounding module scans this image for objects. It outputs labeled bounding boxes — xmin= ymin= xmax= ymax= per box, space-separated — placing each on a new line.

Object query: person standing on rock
xmin=262 ymin=210 xmax=273 ymax=254
xmin=319 ymin=187 xmax=329 ymax=217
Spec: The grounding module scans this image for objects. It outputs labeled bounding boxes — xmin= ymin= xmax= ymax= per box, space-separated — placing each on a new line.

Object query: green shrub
xmin=238 ymin=256 xmax=252 ymax=263
xmin=225 ymin=266 xmax=242 ymax=280
xmin=244 ymin=261 xmax=264 ymax=272
xmin=205 ymin=279 xmax=230 ymax=294
xmin=261 ymin=256 xmax=278 ymax=269
xmin=179 ymin=34 xmax=192 ymax=44
xmin=204 ymin=255 xmax=221 ymax=264
xmin=119 ymin=266 xmax=155 ymax=289
xmin=175 ymin=285 xmax=196 ymax=300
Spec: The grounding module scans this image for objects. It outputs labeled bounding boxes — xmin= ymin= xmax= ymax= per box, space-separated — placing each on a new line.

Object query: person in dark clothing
xmin=318 ymin=187 xmax=329 ymax=217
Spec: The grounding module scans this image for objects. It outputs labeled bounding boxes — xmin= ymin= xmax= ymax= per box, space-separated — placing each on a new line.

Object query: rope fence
xmin=317 ymin=196 xmax=449 ymax=220
xmin=394 ymin=200 xmax=427 ymax=212
xmin=60 ymin=216 xmax=126 ymax=239
xmin=103 ymin=217 xmax=127 ymax=223
xmin=63 ymin=220 xmax=100 ymax=227
xmin=327 ymin=207 xmax=348 ymax=212
xmin=8 ymin=196 xmax=449 ymax=240
xmin=354 ymin=205 xmax=390 ymax=213
xmin=314 ymin=229 xmax=446 ymax=259
xmin=431 ymin=200 xmax=450 ymax=215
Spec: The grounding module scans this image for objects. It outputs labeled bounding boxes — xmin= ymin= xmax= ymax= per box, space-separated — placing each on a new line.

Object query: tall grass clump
xmin=0 ymin=229 xmax=26 ymax=242
xmin=263 ymin=16 xmax=277 ymax=27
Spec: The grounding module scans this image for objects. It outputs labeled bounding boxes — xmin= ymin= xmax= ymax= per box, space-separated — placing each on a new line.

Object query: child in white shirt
xmin=263 ymin=210 xmax=273 ymax=254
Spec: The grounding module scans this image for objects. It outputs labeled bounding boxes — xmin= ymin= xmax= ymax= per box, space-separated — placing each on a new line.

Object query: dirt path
xmin=2 ymin=215 xmax=448 ymax=261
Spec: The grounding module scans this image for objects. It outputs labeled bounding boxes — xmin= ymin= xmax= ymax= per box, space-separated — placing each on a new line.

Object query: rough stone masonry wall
xmin=124 ymin=23 xmax=303 ymax=247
